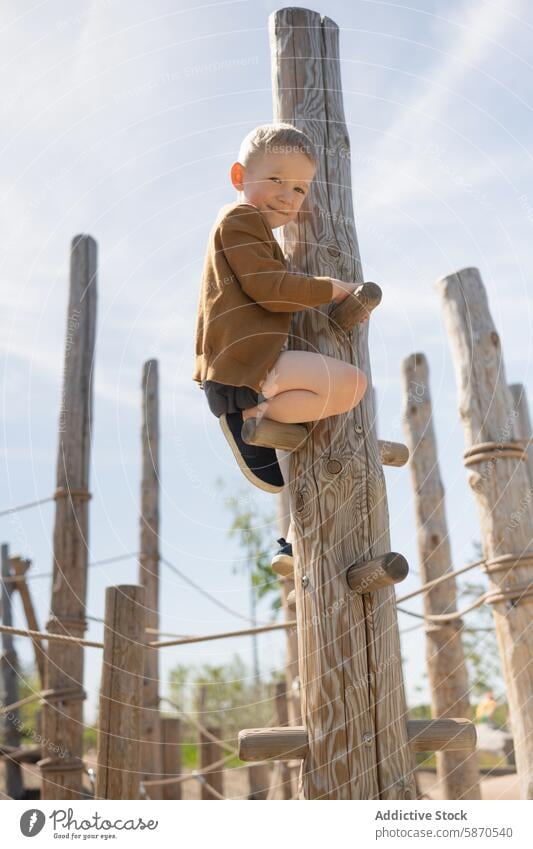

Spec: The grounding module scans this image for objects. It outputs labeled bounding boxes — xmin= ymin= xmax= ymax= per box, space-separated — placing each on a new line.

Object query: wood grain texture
xmin=238 ymin=719 xmax=476 ymax=761
xmin=329 ymin=281 xmax=382 ymax=331
xmin=95 ymin=585 xmax=145 ymax=800
xmin=401 ymin=352 xmax=481 ymax=799
xmin=200 ymin=726 xmax=224 ymax=800
xmin=138 ymin=359 xmax=163 ymax=792
xmin=269 ymin=7 xmax=416 ymax=799
xmin=41 ymin=234 xmax=97 ymax=799
xmin=160 ymin=718 xmax=182 ymax=800
xmin=346 ymin=552 xmax=409 ymax=593
xmin=509 ymin=384 xmax=533 ymax=485
xmin=438 ymin=266 xmax=533 ymax=800
xmin=244 ymin=418 xmax=409 ymax=466
xmin=276 ymin=462 xmax=302 ymax=797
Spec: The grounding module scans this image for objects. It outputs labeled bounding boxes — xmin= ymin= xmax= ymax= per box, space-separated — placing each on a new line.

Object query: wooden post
xmin=138 ymin=359 xmax=162 ymax=792
xmin=95 ymin=585 xmax=145 ymax=800
xmin=275 ymin=460 xmax=301 ymax=729
xmin=274 ymin=680 xmax=293 ymax=799
xmin=438 ymin=266 xmax=533 ymax=800
xmin=1 ymin=543 xmax=24 ymax=799
xmin=199 ymin=725 xmax=223 ymax=800
xmin=269 ymin=7 xmax=416 ymax=798
xmin=509 ymin=384 xmax=533 ymax=485
xmin=9 ymin=557 xmax=47 ymax=687
xmin=248 ymin=763 xmax=271 ymax=800
xmin=160 ymin=718 xmax=182 ymax=800
xmin=276 ymin=455 xmax=301 ymax=797
xmin=401 ymin=353 xmax=481 ymax=800
xmin=39 ymin=234 xmax=97 ymax=800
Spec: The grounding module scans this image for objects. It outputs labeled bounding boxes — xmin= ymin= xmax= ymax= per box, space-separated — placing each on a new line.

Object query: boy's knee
xmin=342 ymin=366 xmax=367 ymax=409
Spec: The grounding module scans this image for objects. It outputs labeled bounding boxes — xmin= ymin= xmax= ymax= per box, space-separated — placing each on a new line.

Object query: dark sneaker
xmin=271 ymin=536 xmax=294 ymax=577
xmin=219 ymin=411 xmax=284 ymax=493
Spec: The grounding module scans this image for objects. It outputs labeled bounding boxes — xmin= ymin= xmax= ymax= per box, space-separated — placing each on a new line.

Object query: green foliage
xmin=215 ymin=476 xmax=281 ymax=616
xmin=459 ymin=540 xmax=505 ymax=702
xmin=167 ymin=655 xmax=279 ymax=764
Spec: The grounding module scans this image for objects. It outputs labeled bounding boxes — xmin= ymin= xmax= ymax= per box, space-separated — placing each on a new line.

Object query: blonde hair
xmin=238 ymin=123 xmax=317 ymax=167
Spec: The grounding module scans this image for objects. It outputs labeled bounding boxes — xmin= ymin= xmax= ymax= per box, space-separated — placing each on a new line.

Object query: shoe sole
xmin=271 ymin=552 xmax=294 ymax=578
xmin=220 ymin=414 xmax=283 ymax=494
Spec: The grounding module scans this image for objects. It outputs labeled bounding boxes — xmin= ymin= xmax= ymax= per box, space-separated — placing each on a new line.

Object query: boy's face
xmin=230 ymin=150 xmax=316 ymax=230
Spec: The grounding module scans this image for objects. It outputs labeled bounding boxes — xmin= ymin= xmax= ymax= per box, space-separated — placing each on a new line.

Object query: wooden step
xmin=271 ymin=556 xmax=294 ymax=579
xmin=328 ymin=281 xmax=382 ymax=332
xmin=285 ymin=552 xmax=409 ymax=601
xmin=241 ymin=418 xmax=409 ymax=467
xmin=346 ymin=552 xmax=409 ymax=593
xmin=238 ymin=719 xmax=476 ymax=761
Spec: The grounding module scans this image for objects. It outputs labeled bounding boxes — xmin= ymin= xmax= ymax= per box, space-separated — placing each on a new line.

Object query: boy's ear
xmin=230 ymin=161 xmax=245 ymax=191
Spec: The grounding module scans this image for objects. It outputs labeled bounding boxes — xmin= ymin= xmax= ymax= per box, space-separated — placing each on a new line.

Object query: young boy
xmin=193 ymin=123 xmax=368 ymax=495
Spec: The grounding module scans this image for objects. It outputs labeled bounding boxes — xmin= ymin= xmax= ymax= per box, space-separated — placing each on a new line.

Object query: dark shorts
xmin=201 ymin=380 xmax=267 ymax=418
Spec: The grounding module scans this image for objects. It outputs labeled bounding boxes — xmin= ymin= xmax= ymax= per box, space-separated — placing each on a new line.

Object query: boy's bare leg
xmin=242 ymin=350 xmax=367 ymax=425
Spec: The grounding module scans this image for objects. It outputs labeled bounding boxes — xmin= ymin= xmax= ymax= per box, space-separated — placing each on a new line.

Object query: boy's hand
xmin=330 ymin=278 xmax=358 ymax=304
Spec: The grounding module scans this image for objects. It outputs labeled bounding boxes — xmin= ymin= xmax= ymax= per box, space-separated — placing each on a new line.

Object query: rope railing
xmin=0 ymin=688 xmax=55 ymax=714
xmin=150 ymin=619 xmax=297 ymax=648
xmin=0 ymin=623 xmax=103 ymax=649
xmin=396 ymin=558 xmax=486 ymax=604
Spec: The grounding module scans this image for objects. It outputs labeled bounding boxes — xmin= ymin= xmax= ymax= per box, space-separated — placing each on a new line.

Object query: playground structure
xmin=1 ymin=7 xmax=532 ymax=801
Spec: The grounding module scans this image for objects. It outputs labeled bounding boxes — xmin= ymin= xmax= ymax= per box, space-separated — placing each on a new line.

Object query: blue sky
xmin=1 ymin=0 xmax=532 ymax=724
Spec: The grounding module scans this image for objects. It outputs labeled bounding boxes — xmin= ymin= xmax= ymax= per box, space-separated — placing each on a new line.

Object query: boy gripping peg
xmin=193 ymin=123 xmax=368 ymax=494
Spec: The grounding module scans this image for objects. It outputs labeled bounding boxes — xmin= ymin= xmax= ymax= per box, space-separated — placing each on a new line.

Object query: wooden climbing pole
xmin=138 ymin=359 xmax=163 ymax=791
xmin=39 ymin=234 xmax=97 ymax=800
xmin=401 ymin=353 xmax=480 ymax=800
xmin=267 ymin=7 xmax=416 ymax=799
xmin=239 ymin=7 xmax=475 ymax=800
xmin=438 ymin=266 xmax=533 ymax=800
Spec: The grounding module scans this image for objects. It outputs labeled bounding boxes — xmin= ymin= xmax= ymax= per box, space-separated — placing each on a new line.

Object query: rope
xmin=161 ymin=556 xmax=270 ymax=626
xmin=463 ymin=440 xmax=527 ymax=467
xmin=191 ymin=771 xmax=227 ymax=800
xmin=0 ymin=623 xmax=103 ymax=649
xmin=2 ymin=552 xmax=138 ymax=584
xmin=1 ymin=688 xmax=55 ymax=714
xmin=150 ymin=619 xmax=297 ymax=648
xmin=396 ymin=558 xmax=485 ymax=604
xmin=0 ymin=495 xmax=55 ymax=517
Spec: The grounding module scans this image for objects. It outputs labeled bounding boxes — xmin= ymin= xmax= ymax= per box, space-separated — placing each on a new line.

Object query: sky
xmin=1 ymin=0 xmax=532 ymax=726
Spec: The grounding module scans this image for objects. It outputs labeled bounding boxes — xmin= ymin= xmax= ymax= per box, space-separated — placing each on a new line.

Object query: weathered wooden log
xmin=238 ymin=719 xmax=476 ymax=761
xmin=200 ymin=725 xmax=224 ymax=800
xmin=95 ymin=585 xmax=145 ymax=800
xmin=248 ymin=763 xmax=271 ymax=800
xmin=242 ymin=418 xmax=408 ymax=466
xmin=378 ymin=440 xmax=410 ymax=467
xmin=275 ymin=464 xmax=301 ymax=796
xmin=138 ymin=359 xmax=162 ymax=793
xmin=269 ymin=7 xmax=415 ymax=798
xmin=1 ymin=544 xmax=24 ymax=799
xmin=40 ymin=234 xmax=97 ymax=800
xmin=273 ymin=680 xmax=294 ymax=799
xmin=346 ymin=552 xmax=409 ymax=593
xmin=437 ymin=266 xmax=533 ymax=800
xmin=401 ymin=352 xmax=481 ymax=800
xmin=328 ymin=281 xmax=382 ymax=332
xmin=160 ymin=718 xmax=182 ymax=800
xmin=9 ymin=557 xmax=47 ymax=686
xmin=509 ymin=384 xmax=533 ymax=485
xmin=271 ymin=556 xmax=294 ymax=579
